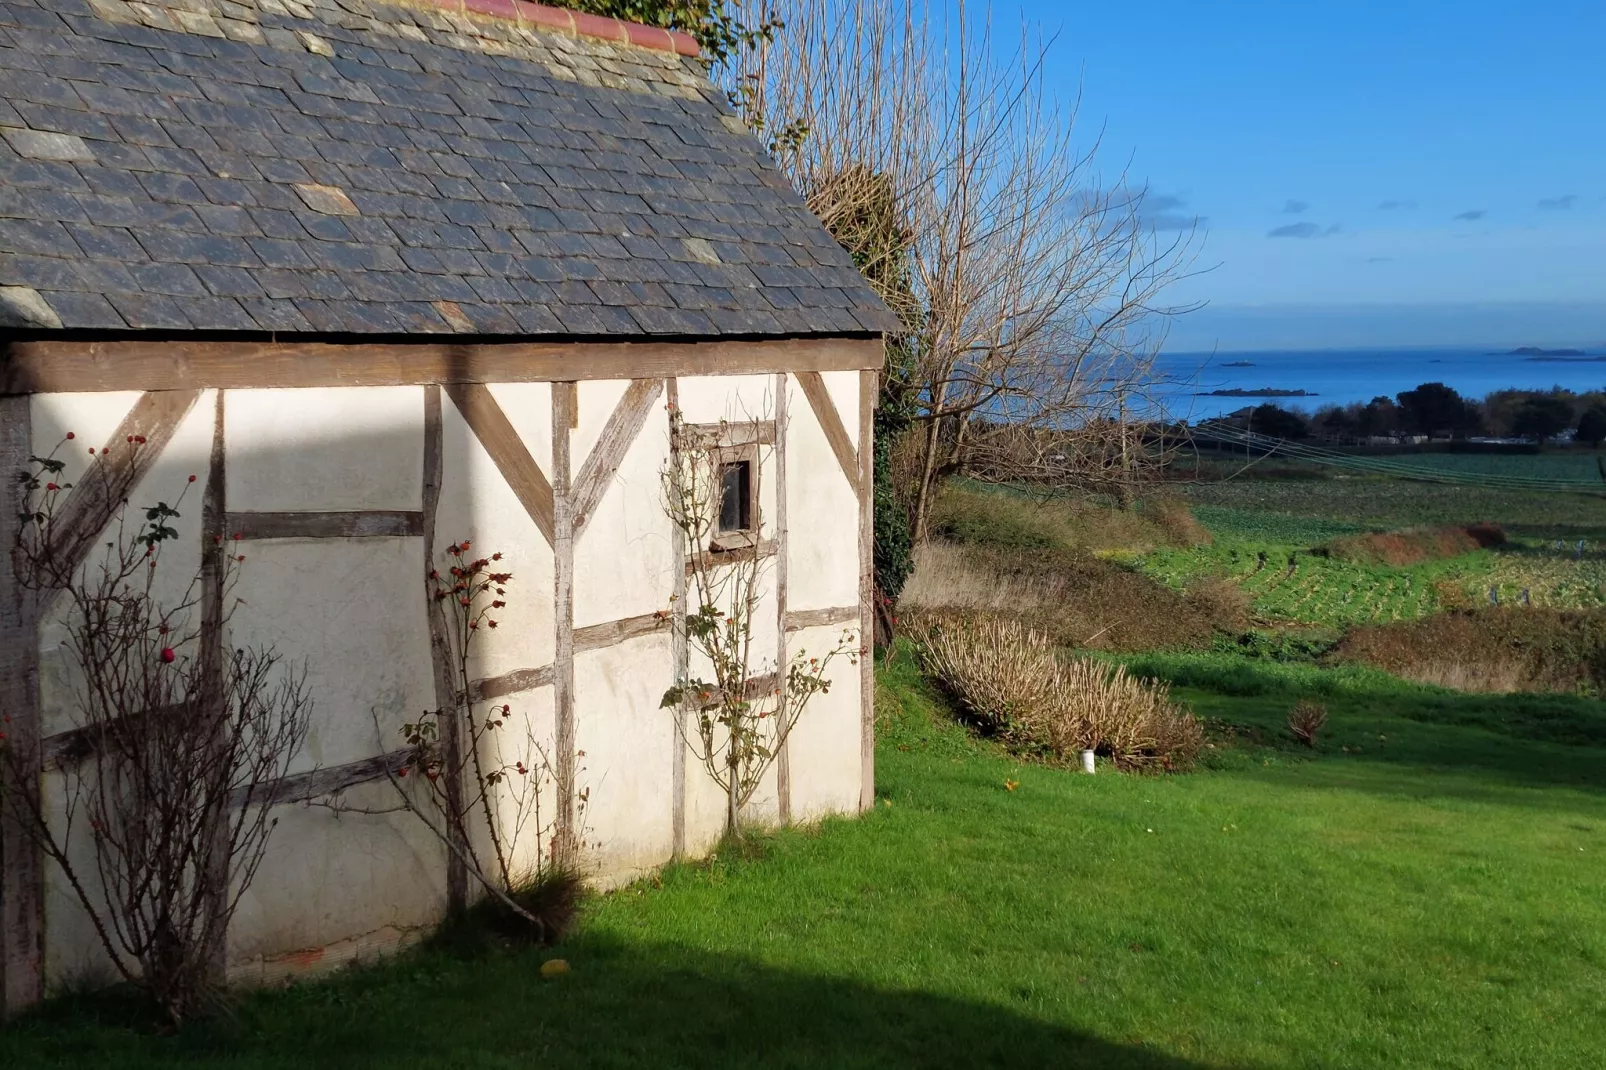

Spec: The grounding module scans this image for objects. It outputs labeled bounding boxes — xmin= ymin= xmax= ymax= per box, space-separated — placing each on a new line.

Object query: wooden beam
xmin=3 ymin=337 xmax=886 ymax=395
xmin=42 ymin=390 xmax=202 ymax=587
xmin=858 ymin=370 xmax=877 ymax=812
xmin=551 ymin=381 xmax=577 ymax=866
xmin=470 ymin=665 xmax=554 ymax=704
xmin=574 ymin=611 xmax=667 ymax=654
xmin=684 ymin=539 xmax=776 ymax=576
xmin=443 ymin=383 xmax=555 ymax=547
xmin=783 ymin=605 xmax=861 ymax=632
xmin=570 ymin=378 xmax=663 ymax=536
xmin=795 ymin=371 xmax=859 ymax=489
xmin=200 ymin=391 xmax=229 ymax=983
xmin=773 ymin=372 xmax=790 ymax=825
xmin=420 ymin=384 xmax=466 ymax=913
xmin=0 ymin=394 xmax=43 ymax=1017
xmin=226 ymin=511 xmax=425 ymax=540
xmin=667 ymin=378 xmax=687 ymax=861
xmin=680 ymin=420 xmax=776 ymax=448
xmin=239 ymin=748 xmax=412 ymax=810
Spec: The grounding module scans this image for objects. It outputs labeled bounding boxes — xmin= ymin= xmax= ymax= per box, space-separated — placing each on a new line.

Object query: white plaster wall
xmin=226 ymin=387 xmax=424 ymax=512
xmin=229 ymin=777 xmax=447 ymax=970
xmin=676 ymin=374 xmax=775 ymax=425
xmin=34 ymin=391 xmax=214 ymax=739
xmin=229 ymin=537 xmax=433 ymax=772
xmin=572 ymin=399 xmax=675 ymax=629
xmin=782 ymin=624 xmax=863 ymax=820
xmin=574 ymin=634 xmax=675 ymax=879
xmin=438 ymin=389 xmax=556 ymax=680
xmin=487 ymin=683 xmax=558 ymax=883
xmin=785 ymin=375 xmax=862 ymax=611
xmin=33 ymin=390 xmax=217 ymax=985
xmin=29 ymin=391 xmax=142 ymax=486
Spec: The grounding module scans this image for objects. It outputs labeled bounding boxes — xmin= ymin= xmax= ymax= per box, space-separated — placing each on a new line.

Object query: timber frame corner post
xmin=1 ymin=393 xmax=43 ymax=1018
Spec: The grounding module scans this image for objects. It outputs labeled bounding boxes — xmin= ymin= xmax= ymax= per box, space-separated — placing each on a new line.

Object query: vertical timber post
xmin=858 ymin=370 xmax=877 ymax=811
xmin=773 ymin=373 xmax=791 ymax=824
xmin=200 ymin=391 xmax=229 ymax=982
xmin=552 ymin=382 xmax=577 ymax=867
xmin=0 ymin=394 xmax=43 ymax=1016
xmin=668 ymin=379 xmax=688 ymax=859
xmin=420 ymin=384 xmax=466 ymax=912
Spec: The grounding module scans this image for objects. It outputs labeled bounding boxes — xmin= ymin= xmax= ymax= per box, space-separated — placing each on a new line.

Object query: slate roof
xmin=0 ymin=0 xmax=897 ymax=337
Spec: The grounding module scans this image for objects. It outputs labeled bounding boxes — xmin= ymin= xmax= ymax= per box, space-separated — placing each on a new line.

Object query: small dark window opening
xmin=717 ymin=460 xmax=752 ymax=534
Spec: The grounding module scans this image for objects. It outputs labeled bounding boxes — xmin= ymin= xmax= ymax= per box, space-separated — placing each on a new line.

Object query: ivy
xmin=558 ymin=1 xmax=775 ymax=66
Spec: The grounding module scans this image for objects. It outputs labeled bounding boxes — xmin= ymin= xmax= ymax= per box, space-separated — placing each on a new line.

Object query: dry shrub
xmin=907 ymin=612 xmax=1203 ymax=770
xmin=1287 ymin=699 xmax=1328 ymax=747
xmin=1145 ymin=497 xmax=1213 ymax=548
xmin=1183 ymin=574 xmax=1254 ymax=633
xmin=1333 ymin=608 xmax=1606 ymax=693
xmin=1395 ymin=660 xmax=1527 ymax=694
xmin=901 ymin=542 xmax=1217 ymax=652
xmin=1324 ymin=523 xmax=1506 ymax=567
xmin=928 ymin=484 xmax=1199 ymax=554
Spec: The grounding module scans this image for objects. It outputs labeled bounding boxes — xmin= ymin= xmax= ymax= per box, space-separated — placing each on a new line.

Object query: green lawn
xmin=4 ymin=655 xmax=1604 ymax=1068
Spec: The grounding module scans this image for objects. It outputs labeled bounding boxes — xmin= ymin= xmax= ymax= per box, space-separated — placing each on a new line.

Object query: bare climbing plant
xmin=2 ymin=435 xmax=311 ymax=1026
xmin=660 ymin=406 xmax=858 ymax=836
xmin=336 ymin=540 xmax=584 ymax=940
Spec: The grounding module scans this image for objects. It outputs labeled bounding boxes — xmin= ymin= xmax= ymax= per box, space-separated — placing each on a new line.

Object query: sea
xmin=1151 ymin=346 xmax=1606 ymax=422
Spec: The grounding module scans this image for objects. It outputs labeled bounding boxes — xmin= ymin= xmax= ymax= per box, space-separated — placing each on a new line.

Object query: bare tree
xmin=4 ymin=442 xmax=310 ymax=1025
xmin=729 ymin=0 xmax=1202 ymax=533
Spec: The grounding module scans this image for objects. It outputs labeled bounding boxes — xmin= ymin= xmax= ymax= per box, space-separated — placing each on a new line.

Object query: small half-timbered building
xmin=0 ymin=0 xmax=893 ymax=1011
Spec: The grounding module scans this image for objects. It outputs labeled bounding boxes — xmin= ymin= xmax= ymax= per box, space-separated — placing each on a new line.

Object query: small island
xmin=1221 ymin=360 xmax=1256 ymax=368
xmin=1496 ymin=346 xmax=1589 ymax=358
xmin=1195 ymin=387 xmax=1315 ymax=398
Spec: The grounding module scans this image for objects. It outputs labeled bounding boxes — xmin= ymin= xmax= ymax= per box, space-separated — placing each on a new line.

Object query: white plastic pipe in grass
xmin=1080 ymin=749 xmax=1096 ymax=774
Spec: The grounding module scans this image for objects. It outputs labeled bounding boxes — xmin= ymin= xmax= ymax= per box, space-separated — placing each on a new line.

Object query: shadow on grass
xmin=1 ymin=936 xmax=1233 ymax=1070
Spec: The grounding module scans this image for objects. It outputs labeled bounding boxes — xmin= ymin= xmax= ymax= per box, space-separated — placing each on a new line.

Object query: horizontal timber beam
xmin=227 ymin=511 xmax=424 ymax=540
xmin=3 ymin=337 xmax=885 ymax=395
xmin=783 ymin=605 xmax=860 ymax=632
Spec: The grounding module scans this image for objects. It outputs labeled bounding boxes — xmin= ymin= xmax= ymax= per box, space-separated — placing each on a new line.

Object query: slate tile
xmin=137 ymin=171 xmax=206 ymax=204
xmin=194 ymin=263 xmax=263 ymax=298
xmin=173 ymin=294 xmax=256 ymax=330
xmin=128 ymin=262 xmax=208 ymax=297
xmin=0 ymin=251 xmax=80 ymax=289
xmin=107 ymin=291 xmax=191 ymax=329
xmin=65 ymin=223 xmax=144 ymax=261
xmin=0 ymin=185 xmax=84 ymax=222
xmin=40 ymin=289 xmax=125 ymax=328
xmin=194 ymin=204 xmax=261 ymax=237
xmin=509 ymin=302 xmax=564 ymax=334
xmin=296 ymin=213 xmax=353 ymax=242
xmin=136 ymin=230 xmax=259 ymax=268
xmin=305 ymin=241 xmax=404 ymax=273
xmin=0 ymin=217 xmax=78 ymax=257
xmin=239 ymin=297 xmax=313 ymax=332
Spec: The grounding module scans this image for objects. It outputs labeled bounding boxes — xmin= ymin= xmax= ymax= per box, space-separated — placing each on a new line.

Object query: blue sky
xmin=1012 ymin=0 xmax=1606 ymax=350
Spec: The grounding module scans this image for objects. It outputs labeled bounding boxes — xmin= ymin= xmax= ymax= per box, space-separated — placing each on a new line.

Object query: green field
xmin=7 ymin=654 xmax=1603 ymax=1068
xmin=1182 ymin=476 xmax=1606 ymax=539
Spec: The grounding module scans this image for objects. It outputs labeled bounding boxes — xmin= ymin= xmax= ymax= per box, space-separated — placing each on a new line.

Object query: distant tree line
xmin=1212 ymin=384 xmax=1606 ymax=447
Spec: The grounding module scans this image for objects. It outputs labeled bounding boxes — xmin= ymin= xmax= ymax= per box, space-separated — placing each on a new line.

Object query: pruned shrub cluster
xmin=1333 ymin=608 xmax=1606 ymax=693
xmin=929 ymin=484 xmax=1211 ymax=555
xmin=1322 ymin=523 xmax=1506 ymax=567
xmin=901 ymin=542 xmax=1220 ymax=652
xmin=907 ymin=613 xmax=1203 ymax=770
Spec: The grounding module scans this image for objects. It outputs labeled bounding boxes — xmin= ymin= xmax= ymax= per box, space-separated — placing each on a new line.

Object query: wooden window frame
xmin=708 ymin=441 xmax=760 ymax=555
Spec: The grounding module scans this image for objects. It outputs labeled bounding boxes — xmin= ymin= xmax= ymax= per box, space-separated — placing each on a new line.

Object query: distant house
xmin=0 ymin=0 xmax=895 ymax=1011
